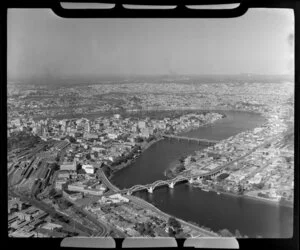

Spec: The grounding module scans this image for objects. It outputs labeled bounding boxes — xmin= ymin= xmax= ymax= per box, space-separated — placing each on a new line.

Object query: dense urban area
xmin=7 ymin=75 xmax=294 ymax=238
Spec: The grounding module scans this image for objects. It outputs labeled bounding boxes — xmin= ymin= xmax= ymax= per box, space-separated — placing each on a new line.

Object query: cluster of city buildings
xmin=62 ymin=175 xmax=107 ymax=197
xmin=7 ymin=110 xmax=225 ymax=237
xmin=183 ymin=108 xmax=294 ymax=203
xmin=8 ymin=112 xmax=222 ymax=169
xmin=85 ymin=194 xmax=206 ymax=237
xmin=8 ymin=197 xmax=67 ymax=237
xmin=7 ymin=79 xmax=294 ymax=237
xmin=8 ymin=80 xmax=293 ymax=122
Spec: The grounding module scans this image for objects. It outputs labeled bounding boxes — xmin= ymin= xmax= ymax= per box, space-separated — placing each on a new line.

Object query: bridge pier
xmin=147 ymin=187 xmax=154 ymax=193
xmin=168 ymin=182 xmax=174 ymax=189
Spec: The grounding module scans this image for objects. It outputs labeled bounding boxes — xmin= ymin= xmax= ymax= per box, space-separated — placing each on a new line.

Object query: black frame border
xmin=1 ymin=1 xmax=299 ymax=250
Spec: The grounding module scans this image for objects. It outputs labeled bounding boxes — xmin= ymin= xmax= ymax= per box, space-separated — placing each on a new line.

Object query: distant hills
xmin=7 ymin=74 xmax=294 ymax=86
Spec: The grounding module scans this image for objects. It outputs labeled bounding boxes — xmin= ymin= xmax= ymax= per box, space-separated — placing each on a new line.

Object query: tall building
xmin=42 ymin=126 xmax=49 ymax=137
xmin=82 ymin=164 xmax=94 ymax=174
xmin=60 ymin=159 xmax=77 ymax=171
xmin=85 ymin=122 xmax=90 ymax=133
xmin=138 ymin=121 xmax=146 ymax=129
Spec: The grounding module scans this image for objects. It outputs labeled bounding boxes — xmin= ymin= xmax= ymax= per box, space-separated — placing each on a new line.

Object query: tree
xmin=167 ymin=126 xmax=175 ymax=134
xmin=136 ymin=137 xmax=144 ymax=143
xmin=218 ymin=229 xmax=234 ymax=237
xmin=51 ymin=162 xmax=60 ymax=171
xmin=203 ymin=176 xmax=211 ymax=181
xmin=57 ymin=198 xmax=71 ymax=210
xmin=168 ymin=227 xmax=176 ymax=237
xmin=217 ymin=173 xmax=229 ymax=181
xmin=175 ymin=230 xmax=186 ymax=238
xmin=55 ymin=155 xmax=60 ymax=162
xmin=179 ymin=156 xmax=185 ymax=163
xmin=258 ymin=192 xmax=269 ymax=198
xmin=235 ymin=229 xmax=242 ymax=238
xmin=77 ymin=168 xmax=86 ymax=175
xmin=68 ymin=136 xmax=76 ymax=143
xmin=190 ymin=157 xmax=196 ymax=162
xmin=254 ymin=182 xmax=264 ymax=190
xmin=168 ymin=217 xmax=182 ymax=231
xmin=176 ymin=164 xmax=185 ymax=173
xmin=135 ymin=222 xmax=155 ymax=236
xmin=102 ymin=165 xmax=112 ymax=178
xmin=49 ymin=188 xmax=57 ymax=198
xmin=76 ymin=163 xmax=82 ymax=170
xmin=237 ymin=184 xmax=244 ymax=195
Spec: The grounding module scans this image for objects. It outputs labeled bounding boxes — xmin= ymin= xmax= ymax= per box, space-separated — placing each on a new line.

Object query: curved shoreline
xmin=108 ymin=137 xmax=164 ymax=179
xmin=126 ymin=195 xmax=219 ymax=237
xmin=110 ymin=108 xmax=269 ymax=184
xmin=108 ymin=111 xmax=225 ymax=180
xmin=162 ymin=107 xmax=292 ymax=208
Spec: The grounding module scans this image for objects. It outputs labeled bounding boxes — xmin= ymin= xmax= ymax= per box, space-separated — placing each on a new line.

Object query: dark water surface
xmin=111 ymin=110 xmax=293 ymax=237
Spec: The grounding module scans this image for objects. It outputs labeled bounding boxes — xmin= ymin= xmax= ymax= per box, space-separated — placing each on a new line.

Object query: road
xmin=61 ymin=194 xmax=110 ymax=237
xmin=80 ymin=207 xmax=127 ymax=238
xmin=8 ymin=188 xmax=103 ymax=237
xmin=61 ymin=191 xmax=128 ymax=237
xmin=97 ymin=169 xmax=120 ymax=192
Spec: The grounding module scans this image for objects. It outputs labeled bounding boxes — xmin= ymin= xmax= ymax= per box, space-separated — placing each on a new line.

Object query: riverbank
xmin=127 ymin=195 xmax=219 ymax=237
xmin=191 ymin=184 xmax=293 ymax=208
xmin=108 ymin=137 xmax=164 ymax=179
xmin=163 ymin=114 xmax=227 ymax=178
xmin=243 ymin=193 xmax=293 ymax=208
xmin=127 ymin=107 xmax=264 ymax=117
xmin=174 ymin=113 xmax=226 ymax=136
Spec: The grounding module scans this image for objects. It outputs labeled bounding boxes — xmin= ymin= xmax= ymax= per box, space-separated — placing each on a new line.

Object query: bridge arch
xmin=126 ymin=184 xmax=149 ymax=194
xmin=122 ymin=169 xmax=225 ymax=195
xmin=151 ymin=180 xmax=170 ymax=191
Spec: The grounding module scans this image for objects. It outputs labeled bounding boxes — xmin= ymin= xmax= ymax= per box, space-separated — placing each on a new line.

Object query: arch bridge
xmin=121 ymin=167 xmax=224 ymax=195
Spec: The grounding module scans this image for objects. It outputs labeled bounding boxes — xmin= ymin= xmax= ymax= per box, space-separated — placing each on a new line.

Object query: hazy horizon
xmin=8 ymin=8 xmax=294 ymax=81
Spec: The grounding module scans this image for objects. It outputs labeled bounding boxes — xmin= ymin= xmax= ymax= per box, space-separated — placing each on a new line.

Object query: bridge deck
xmin=163 ymin=135 xmax=219 ymax=143
xmin=121 ymin=168 xmax=224 ymax=194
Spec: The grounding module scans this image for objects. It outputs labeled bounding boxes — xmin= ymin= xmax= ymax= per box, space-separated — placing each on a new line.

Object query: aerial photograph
xmin=7 ymin=8 xmax=294 ymax=238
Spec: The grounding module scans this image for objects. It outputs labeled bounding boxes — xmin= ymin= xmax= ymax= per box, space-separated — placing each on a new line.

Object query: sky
xmin=7 ymin=8 xmax=294 ymax=80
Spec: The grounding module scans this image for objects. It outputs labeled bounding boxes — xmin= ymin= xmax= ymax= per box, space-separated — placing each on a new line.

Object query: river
xmin=110 ymin=110 xmax=293 ymax=238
